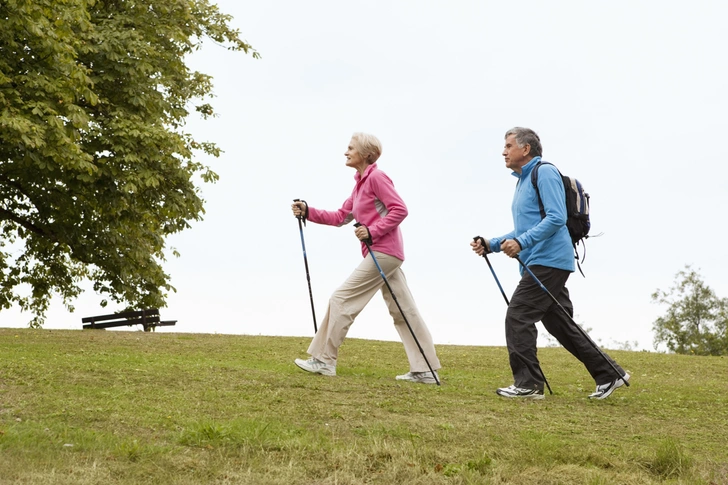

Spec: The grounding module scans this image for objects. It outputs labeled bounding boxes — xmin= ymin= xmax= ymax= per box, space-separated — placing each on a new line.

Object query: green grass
xmin=1 ymin=328 xmax=727 ymax=484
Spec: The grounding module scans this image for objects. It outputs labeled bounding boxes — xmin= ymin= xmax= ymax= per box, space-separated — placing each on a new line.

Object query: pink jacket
xmin=307 ymin=163 xmax=408 ymax=261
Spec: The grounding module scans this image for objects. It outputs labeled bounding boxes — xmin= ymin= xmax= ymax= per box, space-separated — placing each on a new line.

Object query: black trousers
xmin=506 ymin=265 xmax=625 ymax=391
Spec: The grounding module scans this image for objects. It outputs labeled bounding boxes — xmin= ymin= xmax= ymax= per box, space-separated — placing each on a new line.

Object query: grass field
xmin=1 ymin=328 xmax=727 ymax=484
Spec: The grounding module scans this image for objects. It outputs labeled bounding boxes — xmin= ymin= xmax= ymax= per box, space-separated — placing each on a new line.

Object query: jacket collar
xmin=355 ymin=163 xmax=378 ymax=182
xmin=511 ymin=156 xmax=541 ymax=179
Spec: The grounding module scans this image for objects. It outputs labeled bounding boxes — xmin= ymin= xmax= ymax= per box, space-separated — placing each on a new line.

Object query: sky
xmin=4 ymin=1 xmax=728 ymax=353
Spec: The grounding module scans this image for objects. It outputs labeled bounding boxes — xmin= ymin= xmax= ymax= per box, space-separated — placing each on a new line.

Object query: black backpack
xmin=531 ymin=161 xmax=591 ymax=276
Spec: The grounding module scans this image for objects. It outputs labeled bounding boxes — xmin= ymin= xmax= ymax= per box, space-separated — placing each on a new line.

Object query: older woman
xmin=291 ymin=132 xmax=441 ymax=384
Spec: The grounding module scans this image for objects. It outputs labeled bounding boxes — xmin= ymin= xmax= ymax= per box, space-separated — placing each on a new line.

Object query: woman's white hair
xmin=351 ymin=132 xmax=382 ymax=164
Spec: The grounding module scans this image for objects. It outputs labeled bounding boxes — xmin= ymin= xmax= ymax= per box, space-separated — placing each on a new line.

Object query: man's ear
xmin=523 ymin=144 xmax=531 ymax=156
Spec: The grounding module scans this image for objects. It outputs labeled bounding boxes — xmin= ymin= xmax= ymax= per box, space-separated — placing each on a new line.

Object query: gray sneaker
xmin=294 ymin=357 xmax=336 ymax=376
xmin=395 ymin=370 xmax=439 ymax=384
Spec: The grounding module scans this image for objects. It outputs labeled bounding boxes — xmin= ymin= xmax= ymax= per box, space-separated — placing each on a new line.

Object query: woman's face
xmin=344 ymin=138 xmax=368 ymax=171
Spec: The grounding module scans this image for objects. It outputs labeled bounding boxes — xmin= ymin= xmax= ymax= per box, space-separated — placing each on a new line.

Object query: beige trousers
xmin=307 ymin=251 xmax=441 ymax=372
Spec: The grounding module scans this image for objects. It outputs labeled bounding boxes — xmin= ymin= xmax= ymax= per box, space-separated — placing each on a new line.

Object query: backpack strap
xmin=530 ymin=161 xmax=554 ymax=220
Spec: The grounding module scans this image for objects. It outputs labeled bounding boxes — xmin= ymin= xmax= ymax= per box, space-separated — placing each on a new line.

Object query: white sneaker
xmin=589 ymin=373 xmax=630 ymax=400
xmin=395 ymin=370 xmax=439 ymax=384
xmin=496 ymin=385 xmax=545 ymax=400
xmin=294 ymin=357 xmax=336 ymax=376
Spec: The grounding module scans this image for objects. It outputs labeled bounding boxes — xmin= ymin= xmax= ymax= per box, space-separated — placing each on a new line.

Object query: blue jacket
xmin=489 ymin=156 xmax=575 ymax=274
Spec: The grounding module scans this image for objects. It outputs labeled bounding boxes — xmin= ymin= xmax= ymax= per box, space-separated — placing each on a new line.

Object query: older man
xmin=471 ymin=127 xmax=630 ymax=400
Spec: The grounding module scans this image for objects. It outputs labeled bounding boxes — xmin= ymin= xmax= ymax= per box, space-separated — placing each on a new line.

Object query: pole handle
xmin=293 ymin=199 xmax=307 ymax=225
xmin=473 ymin=236 xmax=490 ymax=257
xmin=353 ymin=222 xmax=372 ymax=245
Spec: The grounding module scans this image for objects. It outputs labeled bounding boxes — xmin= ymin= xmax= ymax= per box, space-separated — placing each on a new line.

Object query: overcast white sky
xmin=5 ymin=1 xmax=728 ymax=352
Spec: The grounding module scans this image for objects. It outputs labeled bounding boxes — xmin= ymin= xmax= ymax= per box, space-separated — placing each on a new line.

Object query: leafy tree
xmin=652 ymin=266 xmax=728 ymax=355
xmin=0 ymin=0 xmax=258 ymax=327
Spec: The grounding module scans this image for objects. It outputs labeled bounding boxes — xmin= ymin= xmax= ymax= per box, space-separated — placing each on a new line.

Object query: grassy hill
xmin=1 ymin=328 xmax=727 ymax=484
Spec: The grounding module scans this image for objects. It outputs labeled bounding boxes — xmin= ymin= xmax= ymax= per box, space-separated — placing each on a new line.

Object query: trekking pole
xmin=355 ymin=223 xmax=440 ymax=386
xmin=513 ymin=254 xmax=629 ymax=386
xmin=473 ymin=237 xmax=510 ymax=306
xmin=293 ymin=199 xmax=317 ymax=334
xmin=473 ymin=236 xmax=553 ymax=395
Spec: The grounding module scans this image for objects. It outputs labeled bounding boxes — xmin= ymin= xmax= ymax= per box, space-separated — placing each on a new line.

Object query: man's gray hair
xmin=505 ymin=127 xmax=542 ymax=158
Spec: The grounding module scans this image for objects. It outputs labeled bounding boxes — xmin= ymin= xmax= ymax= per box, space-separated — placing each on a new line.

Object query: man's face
xmin=502 ymin=134 xmax=531 ymax=172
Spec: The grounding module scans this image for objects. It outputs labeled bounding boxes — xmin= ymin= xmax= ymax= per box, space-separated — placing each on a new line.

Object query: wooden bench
xmin=82 ymin=308 xmax=177 ymax=332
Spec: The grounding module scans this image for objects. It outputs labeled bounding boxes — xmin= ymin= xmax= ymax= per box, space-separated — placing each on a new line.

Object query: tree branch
xmin=0 ymin=207 xmax=48 ymax=237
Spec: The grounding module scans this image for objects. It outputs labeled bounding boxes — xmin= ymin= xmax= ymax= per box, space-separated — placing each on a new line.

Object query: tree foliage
xmin=652 ymin=266 xmax=728 ymax=355
xmin=0 ymin=0 xmax=258 ymax=326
